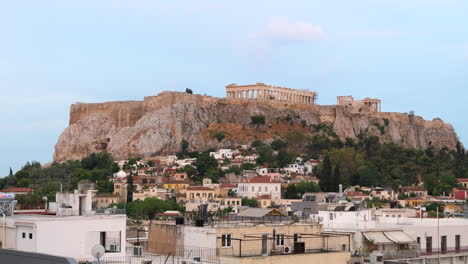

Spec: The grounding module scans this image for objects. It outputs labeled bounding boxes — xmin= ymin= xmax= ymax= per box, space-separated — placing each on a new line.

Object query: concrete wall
xmin=147 ymin=223 xmax=182 ymax=255
xmin=0 ymin=226 xmax=16 ymax=249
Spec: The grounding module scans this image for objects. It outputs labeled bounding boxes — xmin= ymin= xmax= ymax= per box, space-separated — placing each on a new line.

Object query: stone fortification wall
xmin=70 ymin=91 xmax=329 ymax=129
xmin=56 ymin=91 xmax=461 ymax=162
xmin=70 ymin=100 xmax=144 ymax=127
xmin=70 ymin=92 xmax=219 ymax=128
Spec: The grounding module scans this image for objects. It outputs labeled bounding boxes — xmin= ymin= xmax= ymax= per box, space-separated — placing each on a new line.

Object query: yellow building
xmin=163 ymin=181 xmax=190 ymax=192
xmin=148 ymin=208 xmax=352 ymax=264
xmin=186 ymin=186 xmax=216 ymax=201
xmin=93 ymin=193 xmax=120 ymax=209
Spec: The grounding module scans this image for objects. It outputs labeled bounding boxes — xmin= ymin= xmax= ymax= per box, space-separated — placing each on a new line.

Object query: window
xmin=294 ymin=234 xmax=299 ymax=243
xmin=456 ymin=235 xmax=461 ymax=253
xmin=100 ymin=231 xmax=122 ymax=253
xmin=252 ymin=186 xmax=254 ymax=192
xmin=222 ymin=234 xmax=232 ymax=248
xmin=329 ymin=213 xmax=334 ymax=220
xmin=29 ymin=233 xmax=33 ymax=239
xmin=22 ymin=232 xmax=26 ymax=238
xmin=426 ymin=236 xmax=432 ymax=253
xmin=342 ymin=244 xmax=347 ymax=251
xmin=417 ymin=237 xmax=420 ymax=245
xmin=258 ymin=186 xmax=261 ymax=191
xmin=441 ymin=236 xmax=447 ymax=254
xmin=264 ymin=186 xmax=268 ymax=192
xmin=202 ymin=193 xmax=206 ymax=197
xmin=275 ymin=186 xmax=278 ymax=191
xmin=276 ymin=234 xmax=285 ymax=246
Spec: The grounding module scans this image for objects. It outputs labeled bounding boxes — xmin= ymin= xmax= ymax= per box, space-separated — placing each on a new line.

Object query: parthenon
xmin=337 ymin=95 xmax=381 ymax=112
xmin=226 ymin=83 xmax=317 ymax=105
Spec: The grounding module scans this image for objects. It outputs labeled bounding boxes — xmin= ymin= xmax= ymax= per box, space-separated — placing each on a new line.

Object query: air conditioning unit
xmin=133 ymin=246 xmax=142 ymax=256
xmin=283 ymin=246 xmax=291 ymax=254
xmin=109 ymin=244 xmax=118 ymax=252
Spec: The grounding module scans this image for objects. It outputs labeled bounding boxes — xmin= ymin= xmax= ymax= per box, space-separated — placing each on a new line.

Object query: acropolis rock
xmin=53 ymin=84 xmax=461 ymax=162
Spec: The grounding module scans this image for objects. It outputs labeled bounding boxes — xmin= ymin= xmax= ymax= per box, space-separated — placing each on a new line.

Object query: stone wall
xmin=55 ymin=91 xmax=461 ymax=162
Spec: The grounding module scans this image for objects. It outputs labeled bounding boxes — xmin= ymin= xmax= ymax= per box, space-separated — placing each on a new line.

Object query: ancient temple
xmin=225 ymin=83 xmax=317 ymax=105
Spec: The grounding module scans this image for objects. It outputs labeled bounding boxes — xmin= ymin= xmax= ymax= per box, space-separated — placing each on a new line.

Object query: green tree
xmin=213 ymin=131 xmax=226 ymax=142
xmin=194 ymin=152 xmax=219 ymax=180
xmin=250 ymin=114 xmax=266 ymax=128
xmin=127 ymin=175 xmax=134 ymax=203
xmin=251 ymin=140 xmax=265 ymax=148
xmin=17 ymin=178 xmax=31 ymax=188
xmin=271 ymin=140 xmax=286 ymax=150
xmin=242 ymin=197 xmax=259 ymax=207
xmin=182 ymin=165 xmax=197 ymax=178
xmin=332 ymin=164 xmax=342 ymax=192
xmin=256 ymin=145 xmax=274 ymax=165
xmin=318 ymin=155 xmax=333 ymax=191
xmin=227 ymin=165 xmax=241 ymax=175
xmin=276 ymin=149 xmax=295 ymax=168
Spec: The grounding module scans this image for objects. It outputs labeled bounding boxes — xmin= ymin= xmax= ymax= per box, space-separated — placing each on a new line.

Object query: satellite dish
xmin=92 ymin=244 xmax=105 ymax=260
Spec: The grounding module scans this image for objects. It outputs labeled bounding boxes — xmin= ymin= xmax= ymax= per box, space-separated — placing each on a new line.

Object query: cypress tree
xmin=320 ymin=155 xmax=333 ymax=192
xmin=126 ymin=174 xmax=134 ymax=203
xmin=332 ymin=164 xmax=342 ymax=192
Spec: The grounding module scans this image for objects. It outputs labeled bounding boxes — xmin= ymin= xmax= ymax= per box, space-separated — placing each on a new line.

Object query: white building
xmin=0 ymin=182 xmax=127 ymax=259
xmin=317 ymin=208 xmax=468 ymax=262
xmin=1 ymin=214 xmax=126 ymax=259
xmin=284 ymin=163 xmax=306 ymax=175
xmin=237 ymin=176 xmax=281 ymax=200
xmin=210 ymin=149 xmax=238 ymax=160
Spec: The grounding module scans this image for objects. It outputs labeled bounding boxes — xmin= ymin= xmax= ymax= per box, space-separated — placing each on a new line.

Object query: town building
xmin=237 ymin=176 xmax=281 ymax=200
xmin=147 ymin=208 xmax=351 ymax=264
xmin=93 ymin=193 xmax=120 ymax=209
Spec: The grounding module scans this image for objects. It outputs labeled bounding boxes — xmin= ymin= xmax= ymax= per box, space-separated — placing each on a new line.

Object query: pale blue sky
xmin=1 ymin=0 xmax=467 ymax=175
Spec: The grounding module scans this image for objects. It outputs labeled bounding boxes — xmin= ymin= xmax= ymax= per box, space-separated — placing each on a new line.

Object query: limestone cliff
xmin=53 ymin=92 xmax=460 ymax=162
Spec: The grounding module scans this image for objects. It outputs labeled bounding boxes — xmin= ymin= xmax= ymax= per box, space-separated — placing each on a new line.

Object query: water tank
xmin=176 ymin=217 xmax=185 ymax=225
xmin=195 ymin=220 xmax=204 ymax=227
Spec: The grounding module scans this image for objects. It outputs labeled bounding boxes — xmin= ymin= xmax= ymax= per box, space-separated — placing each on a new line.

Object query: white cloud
xmin=258 ymin=17 xmax=324 ymax=42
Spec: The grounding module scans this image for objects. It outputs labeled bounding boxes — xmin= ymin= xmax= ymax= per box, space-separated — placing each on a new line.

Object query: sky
xmin=1 ymin=0 xmax=467 ymax=175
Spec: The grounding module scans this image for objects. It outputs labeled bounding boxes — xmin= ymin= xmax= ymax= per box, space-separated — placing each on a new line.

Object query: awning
xmin=384 ymin=231 xmax=415 ymax=244
xmin=362 ymin=232 xmax=394 ymax=244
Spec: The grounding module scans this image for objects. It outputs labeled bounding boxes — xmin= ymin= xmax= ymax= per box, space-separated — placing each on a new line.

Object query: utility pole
xmin=437 ymin=206 xmax=440 ymax=264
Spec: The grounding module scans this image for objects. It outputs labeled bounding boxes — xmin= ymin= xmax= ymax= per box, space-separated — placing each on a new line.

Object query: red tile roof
xmin=457 ymin=178 xmax=468 ymax=182
xmin=156 ymin=212 xmax=181 ymax=216
xmin=1 ymin=188 xmax=33 ymax=193
xmin=247 ymin=176 xmax=280 ymax=183
xmin=344 ymin=191 xmax=367 ymax=197
xmin=220 ymin=184 xmax=237 ymax=189
xmin=257 ymin=194 xmax=271 ymax=199
xmin=187 ymin=186 xmax=215 ymax=191
xmin=401 ymin=186 xmax=427 ymax=192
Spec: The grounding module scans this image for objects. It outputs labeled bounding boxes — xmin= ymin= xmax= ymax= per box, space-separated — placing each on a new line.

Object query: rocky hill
xmin=54 ymin=91 xmax=460 ymax=162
